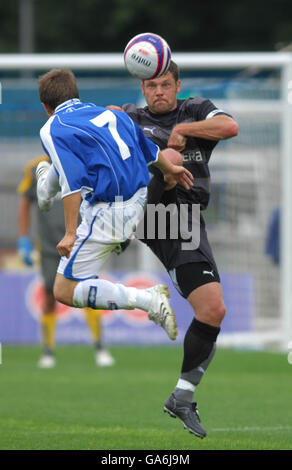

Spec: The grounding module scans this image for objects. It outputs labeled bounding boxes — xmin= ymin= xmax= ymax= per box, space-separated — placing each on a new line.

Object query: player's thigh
xmin=53 ymin=273 xmax=78 ymax=306
xmin=57 ymin=205 xmax=118 ymax=282
xmin=58 ymin=190 xmax=146 ymax=282
xmin=187 ymin=282 xmax=226 ymax=327
xmin=169 ymin=261 xmax=220 ymax=298
xmin=169 ymin=261 xmax=225 ymax=327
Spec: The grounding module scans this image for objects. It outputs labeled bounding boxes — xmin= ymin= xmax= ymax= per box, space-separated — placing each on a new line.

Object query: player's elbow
xmin=229 ymin=120 xmax=239 ymax=137
xmin=223 ymin=120 xmax=239 ymax=139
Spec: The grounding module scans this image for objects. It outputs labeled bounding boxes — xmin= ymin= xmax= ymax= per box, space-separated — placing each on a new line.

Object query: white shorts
xmin=57 ymin=187 xmax=147 ymax=281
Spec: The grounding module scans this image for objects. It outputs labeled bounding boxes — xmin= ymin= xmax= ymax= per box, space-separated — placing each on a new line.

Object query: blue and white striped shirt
xmin=40 ymin=99 xmax=159 ymax=203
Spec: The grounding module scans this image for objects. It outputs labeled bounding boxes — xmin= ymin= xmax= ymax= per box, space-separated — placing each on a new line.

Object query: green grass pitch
xmin=0 ymin=345 xmax=291 ymax=450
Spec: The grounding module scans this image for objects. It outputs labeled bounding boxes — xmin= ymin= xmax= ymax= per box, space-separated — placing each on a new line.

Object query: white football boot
xmin=147 ymin=285 xmax=178 ymax=340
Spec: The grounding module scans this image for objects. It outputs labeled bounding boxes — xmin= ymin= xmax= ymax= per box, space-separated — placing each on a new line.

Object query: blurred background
xmin=1 ymin=0 xmax=292 ymax=54
xmin=0 ymin=0 xmax=292 ymax=349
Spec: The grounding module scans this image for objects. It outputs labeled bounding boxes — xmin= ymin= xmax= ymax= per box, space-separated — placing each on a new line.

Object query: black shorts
xmin=143 ymin=210 xmax=217 ymax=270
xmin=168 ymin=261 xmax=221 ymax=299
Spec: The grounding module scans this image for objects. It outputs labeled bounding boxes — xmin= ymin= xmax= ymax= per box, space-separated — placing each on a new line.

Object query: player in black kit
xmin=109 ymin=61 xmax=238 ymax=438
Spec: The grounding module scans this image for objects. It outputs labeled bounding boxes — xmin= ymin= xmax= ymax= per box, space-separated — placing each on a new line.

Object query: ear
xmin=42 ymin=102 xmax=54 ymax=116
xmin=176 ymin=80 xmax=181 ymax=94
xmin=141 ymin=81 xmax=145 ymax=96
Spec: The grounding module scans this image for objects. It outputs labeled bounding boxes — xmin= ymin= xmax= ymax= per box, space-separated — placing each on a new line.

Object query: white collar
xmin=54 ymin=98 xmax=81 ymax=113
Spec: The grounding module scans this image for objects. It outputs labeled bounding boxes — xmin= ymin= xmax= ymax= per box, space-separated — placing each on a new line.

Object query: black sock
xmin=173 ymin=318 xmax=220 ymax=402
xmin=181 ymin=318 xmax=220 ymax=373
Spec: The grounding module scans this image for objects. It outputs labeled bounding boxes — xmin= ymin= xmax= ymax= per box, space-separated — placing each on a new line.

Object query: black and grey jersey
xmin=123 ymin=97 xmax=230 ymax=210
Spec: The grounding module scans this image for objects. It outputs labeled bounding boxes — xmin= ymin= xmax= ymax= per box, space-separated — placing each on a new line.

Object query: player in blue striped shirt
xmin=36 ymin=69 xmax=193 ymax=340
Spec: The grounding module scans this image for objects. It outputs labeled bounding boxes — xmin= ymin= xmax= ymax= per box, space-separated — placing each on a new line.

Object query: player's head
xmin=141 ymin=61 xmax=181 ymax=114
xmin=38 ymin=69 xmax=80 ymax=115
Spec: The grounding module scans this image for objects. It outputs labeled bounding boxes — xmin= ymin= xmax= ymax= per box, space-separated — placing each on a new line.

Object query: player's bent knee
xmin=208 ymin=300 xmax=226 ymax=325
xmin=215 ymin=301 xmax=226 ymax=323
xmin=197 ymin=300 xmax=226 ymax=327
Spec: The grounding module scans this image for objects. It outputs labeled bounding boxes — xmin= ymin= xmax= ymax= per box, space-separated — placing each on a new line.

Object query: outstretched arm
xmin=106 ymin=105 xmax=123 ymax=111
xmin=168 ymin=115 xmax=239 ymax=151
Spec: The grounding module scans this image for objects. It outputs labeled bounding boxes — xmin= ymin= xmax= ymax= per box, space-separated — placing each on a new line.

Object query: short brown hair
xmin=38 ymin=68 xmax=80 ymax=110
xmin=142 ymin=60 xmax=179 ymax=83
xmin=166 ymin=61 xmax=179 ymax=82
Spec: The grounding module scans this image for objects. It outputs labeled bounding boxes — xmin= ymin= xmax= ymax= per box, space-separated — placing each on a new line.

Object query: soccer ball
xmin=124 ymin=33 xmax=171 ymax=80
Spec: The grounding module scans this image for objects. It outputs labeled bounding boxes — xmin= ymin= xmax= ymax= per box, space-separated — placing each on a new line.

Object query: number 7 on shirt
xmin=90 ymin=110 xmax=131 ymax=160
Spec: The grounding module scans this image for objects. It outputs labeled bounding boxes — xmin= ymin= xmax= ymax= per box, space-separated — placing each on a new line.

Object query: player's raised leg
xmin=54 ymin=274 xmax=177 ymax=340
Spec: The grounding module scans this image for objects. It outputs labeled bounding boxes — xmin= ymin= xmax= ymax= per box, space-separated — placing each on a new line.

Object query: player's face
xmin=141 ymin=72 xmax=181 ymax=114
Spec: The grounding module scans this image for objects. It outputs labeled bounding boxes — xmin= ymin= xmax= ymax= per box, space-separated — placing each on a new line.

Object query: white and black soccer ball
xmin=124 ymin=33 xmax=171 ymax=80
